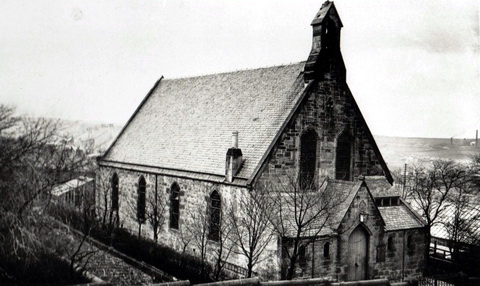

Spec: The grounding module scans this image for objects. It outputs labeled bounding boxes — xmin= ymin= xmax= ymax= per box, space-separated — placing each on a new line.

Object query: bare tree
xmin=61 ymin=205 xmax=99 ymax=280
xmin=406 ymin=160 xmax=468 ymax=251
xmin=442 ymin=190 xmax=480 ymax=261
xmin=435 ymin=159 xmax=480 ymax=264
xmin=184 ymin=206 xmax=210 ymax=279
xmin=228 ymin=189 xmax=275 ymax=278
xmin=0 ymin=105 xmax=93 ymax=282
xmin=261 ymin=171 xmax=348 ymax=280
xmin=212 ymin=206 xmax=235 ymax=281
xmin=146 ymin=186 xmax=166 ymax=243
xmin=96 ymin=171 xmax=113 ymax=227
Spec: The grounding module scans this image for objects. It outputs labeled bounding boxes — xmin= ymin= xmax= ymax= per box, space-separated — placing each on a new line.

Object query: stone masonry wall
xmin=96 ymin=166 xmax=280 ymax=280
xmin=374 ymin=228 xmax=426 ymax=281
xmin=258 ymin=70 xmax=385 ymax=188
xmin=290 ymin=237 xmax=338 ymax=280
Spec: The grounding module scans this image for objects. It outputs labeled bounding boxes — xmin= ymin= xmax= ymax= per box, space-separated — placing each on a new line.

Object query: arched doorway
xmin=347 ymin=226 xmax=369 ymax=281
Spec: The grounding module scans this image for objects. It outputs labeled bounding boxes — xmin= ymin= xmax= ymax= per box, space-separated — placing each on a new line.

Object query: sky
xmin=1 ymin=0 xmax=479 ymax=138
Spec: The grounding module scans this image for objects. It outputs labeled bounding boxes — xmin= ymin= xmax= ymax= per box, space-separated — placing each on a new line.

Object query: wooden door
xmin=347 ymin=226 xmax=369 ymax=281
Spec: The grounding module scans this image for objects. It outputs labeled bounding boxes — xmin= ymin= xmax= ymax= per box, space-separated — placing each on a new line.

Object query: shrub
xmin=92 ymin=227 xmax=215 ymax=284
xmin=0 ymin=250 xmax=89 ymax=285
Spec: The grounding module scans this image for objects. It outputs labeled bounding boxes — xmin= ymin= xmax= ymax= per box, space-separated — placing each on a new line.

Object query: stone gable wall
xmin=260 ymin=77 xmax=385 ymax=185
xmin=335 ymin=186 xmax=385 ymax=281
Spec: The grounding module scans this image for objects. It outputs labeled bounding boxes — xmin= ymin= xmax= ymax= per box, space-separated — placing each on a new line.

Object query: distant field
xmin=374 ymin=135 xmax=480 ymax=170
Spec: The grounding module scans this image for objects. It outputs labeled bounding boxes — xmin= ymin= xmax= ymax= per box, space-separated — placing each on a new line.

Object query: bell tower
xmin=304 ymin=1 xmax=344 ymax=82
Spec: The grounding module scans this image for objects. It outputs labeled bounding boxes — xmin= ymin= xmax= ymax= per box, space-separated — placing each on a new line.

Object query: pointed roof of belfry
xmin=311 ymin=1 xmax=343 ymax=27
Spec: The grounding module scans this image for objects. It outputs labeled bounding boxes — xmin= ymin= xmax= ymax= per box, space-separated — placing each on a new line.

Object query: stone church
xmin=96 ymin=1 xmax=427 ymax=282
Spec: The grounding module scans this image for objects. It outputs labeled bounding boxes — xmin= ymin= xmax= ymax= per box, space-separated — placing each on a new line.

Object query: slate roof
xmin=378 ymin=202 xmax=425 ymax=231
xmin=102 ymin=63 xmax=306 ymax=181
xmin=51 ymin=176 xmax=94 ymax=197
xmin=364 ymin=176 xmax=399 ymax=198
xmin=430 ymin=198 xmax=480 ymax=245
xmin=279 ymin=178 xmax=425 ymax=237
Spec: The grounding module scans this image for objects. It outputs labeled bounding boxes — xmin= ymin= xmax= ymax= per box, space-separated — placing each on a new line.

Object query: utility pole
xmin=451 ymin=137 xmax=453 ymax=146
xmin=403 ymin=163 xmax=407 ymax=199
xmin=476 ymin=130 xmax=478 ymax=148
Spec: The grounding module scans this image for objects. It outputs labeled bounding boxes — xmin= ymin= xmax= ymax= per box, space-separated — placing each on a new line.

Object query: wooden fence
xmin=417 ymin=274 xmax=480 ymax=286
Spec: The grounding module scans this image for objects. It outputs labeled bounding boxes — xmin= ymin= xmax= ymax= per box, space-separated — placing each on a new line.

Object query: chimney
xmin=226 ymin=131 xmax=243 ymax=183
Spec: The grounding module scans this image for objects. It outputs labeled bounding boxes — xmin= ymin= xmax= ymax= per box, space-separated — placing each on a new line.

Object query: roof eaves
xmin=385 ymin=226 xmax=426 ymax=232
xmin=246 ymin=78 xmax=315 ymax=187
xmin=363 ymin=181 xmax=387 ymax=227
xmin=336 ymin=180 xmax=369 ymax=228
xmin=100 ymin=76 xmax=164 ymax=161
xmin=400 ymin=198 xmax=427 ymax=227
xmin=330 ymin=4 xmax=344 ymax=27
xmin=99 ymin=159 xmax=249 ymax=187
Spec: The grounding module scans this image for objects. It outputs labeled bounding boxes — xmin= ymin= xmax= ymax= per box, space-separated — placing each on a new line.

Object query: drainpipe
xmin=311 ymin=241 xmax=315 ymax=278
xmin=155 ymin=175 xmax=158 ymax=240
xmin=402 ymin=230 xmax=406 ymax=281
xmin=155 ymin=175 xmax=158 ymax=214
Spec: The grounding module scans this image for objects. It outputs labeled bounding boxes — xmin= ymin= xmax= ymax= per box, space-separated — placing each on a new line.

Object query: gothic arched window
xmin=111 ymin=173 xmax=119 ymax=211
xmin=407 ymin=235 xmax=414 ymax=251
xmin=336 ymin=131 xmax=352 ymax=181
xmin=137 ymin=176 xmax=146 ymax=222
xmin=300 ymin=129 xmax=318 ymax=189
xmin=169 ymin=182 xmax=180 ymax=229
xmin=298 ymin=244 xmax=307 ymax=268
xmin=209 ymin=191 xmax=221 ymax=241
xmin=323 ymin=242 xmax=330 ymax=259
xmin=388 ymin=237 xmax=395 ymax=252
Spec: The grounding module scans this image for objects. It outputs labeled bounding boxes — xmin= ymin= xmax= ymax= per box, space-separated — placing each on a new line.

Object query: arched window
xmin=387 ymin=237 xmax=395 ymax=252
xmin=300 ymin=129 xmax=318 ymax=189
xmin=137 ymin=176 xmax=146 ymax=222
xmin=336 ymin=132 xmax=352 ymax=181
xmin=407 ymin=235 xmax=413 ymax=251
xmin=209 ymin=191 xmax=221 ymax=241
xmin=169 ymin=182 xmax=180 ymax=229
xmin=111 ymin=173 xmax=119 ymax=211
xmin=323 ymin=242 xmax=330 ymax=259
xmin=298 ymin=244 xmax=307 ymax=268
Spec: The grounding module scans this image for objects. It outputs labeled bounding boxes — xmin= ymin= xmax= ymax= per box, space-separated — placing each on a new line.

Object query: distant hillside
xmin=374 ymin=135 xmax=479 ymax=170
xmin=51 ymin=118 xmax=479 ymax=169
xmin=55 ymin=119 xmax=122 ymax=155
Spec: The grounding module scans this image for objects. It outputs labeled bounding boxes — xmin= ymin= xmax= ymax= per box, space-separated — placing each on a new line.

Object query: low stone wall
xmin=152 ymin=278 xmax=411 ymax=286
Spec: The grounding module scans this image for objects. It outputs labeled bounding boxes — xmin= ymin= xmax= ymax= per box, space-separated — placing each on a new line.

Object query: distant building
xmin=96 ymin=1 xmax=427 ymax=282
xmin=429 ymin=196 xmax=480 ymax=275
xmin=51 ymin=176 xmax=95 ymax=213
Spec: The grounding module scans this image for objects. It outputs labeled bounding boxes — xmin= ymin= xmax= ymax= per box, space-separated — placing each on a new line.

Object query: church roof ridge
xmin=163 ymin=61 xmax=306 ymax=81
